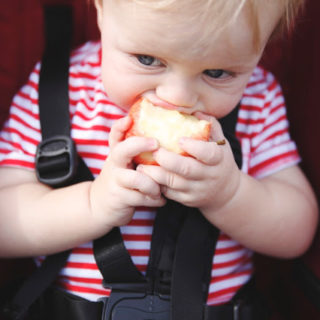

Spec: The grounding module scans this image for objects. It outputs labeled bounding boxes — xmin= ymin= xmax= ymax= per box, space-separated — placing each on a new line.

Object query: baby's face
xmin=95 ymin=0 xmax=283 ymax=118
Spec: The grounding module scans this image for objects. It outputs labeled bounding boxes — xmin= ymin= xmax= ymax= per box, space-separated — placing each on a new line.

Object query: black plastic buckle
xmin=101 ymin=283 xmax=170 ymax=320
xmin=36 ymin=135 xmax=77 ymax=187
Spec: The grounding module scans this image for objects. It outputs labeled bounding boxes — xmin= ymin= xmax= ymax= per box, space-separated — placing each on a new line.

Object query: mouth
xmin=141 ymin=94 xmax=194 ymax=115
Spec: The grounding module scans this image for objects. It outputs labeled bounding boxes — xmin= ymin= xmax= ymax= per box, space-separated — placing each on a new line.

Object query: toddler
xmin=0 ymin=0 xmax=318 ymax=318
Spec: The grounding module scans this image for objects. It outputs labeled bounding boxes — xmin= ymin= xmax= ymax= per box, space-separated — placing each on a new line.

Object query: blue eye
xmin=136 ymin=55 xmax=160 ymax=66
xmin=204 ymin=69 xmax=226 ymax=79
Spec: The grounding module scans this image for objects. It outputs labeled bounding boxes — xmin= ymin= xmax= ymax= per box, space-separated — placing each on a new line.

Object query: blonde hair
xmin=126 ymin=0 xmax=305 ymax=49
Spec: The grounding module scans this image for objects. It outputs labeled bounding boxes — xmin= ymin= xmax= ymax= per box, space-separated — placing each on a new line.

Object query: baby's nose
xmin=156 ymin=76 xmax=197 ymax=108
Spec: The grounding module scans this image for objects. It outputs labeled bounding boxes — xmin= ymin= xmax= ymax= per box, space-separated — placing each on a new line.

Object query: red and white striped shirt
xmin=0 ymin=41 xmax=300 ymax=305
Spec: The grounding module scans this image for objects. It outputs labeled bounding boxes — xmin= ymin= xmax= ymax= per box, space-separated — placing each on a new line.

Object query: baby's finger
xmin=137 ymin=163 xmax=190 ymax=190
xmin=194 ymin=112 xmax=226 ymax=145
xmin=117 ymin=169 xmax=162 ymax=198
xmin=178 ymin=138 xmax=224 ymax=166
xmin=151 ymin=146 xmax=216 ymax=178
xmin=120 ymin=188 xmax=166 ymax=208
xmin=109 ymin=136 xmax=159 ymax=168
xmin=109 ymin=116 xmax=132 ymax=149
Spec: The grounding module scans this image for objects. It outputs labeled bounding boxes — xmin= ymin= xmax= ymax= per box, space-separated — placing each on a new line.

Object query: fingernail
xmin=149 ymin=138 xmax=158 ymax=149
xmin=136 ymin=164 xmax=144 ymax=172
xmin=179 ymin=137 xmax=187 ymax=146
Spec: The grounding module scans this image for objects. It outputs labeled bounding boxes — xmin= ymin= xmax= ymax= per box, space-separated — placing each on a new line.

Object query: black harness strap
xmin=2 ymin=6 xmax=93 ymax=320
xmin=171 ymin=209 xmax=220 ymax=320
xmin=94 ymin=228 xmax=146 ymax=284
xmin=36 ymin=5 xmax=82 ymax=188
xmin=147 ymin=200 xmax=187 ymax=295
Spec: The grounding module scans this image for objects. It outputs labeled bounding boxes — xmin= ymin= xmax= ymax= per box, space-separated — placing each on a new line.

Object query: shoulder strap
xmin=36 ymin=5 xmax=93 ymax=188
xmin=2 ymin=6 xmax=94 ymax=320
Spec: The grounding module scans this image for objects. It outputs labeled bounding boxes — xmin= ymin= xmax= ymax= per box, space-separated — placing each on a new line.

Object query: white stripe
xmin=120 ymin=225 xmax=153 ymax=235
xmin=209 ymin=273 xmax=251 ymax=293
xmin=212 ymin=261 xmax=253 ymax=277
xmin=68 ymin=254 xmax=96 ymax=263
xmin=60 ymin=267 xmax=102 ymax=279
xmin=251 ymin=140 xmax=297 ymax=168
xmin=213 ymin=248 xmax=249 ymax=264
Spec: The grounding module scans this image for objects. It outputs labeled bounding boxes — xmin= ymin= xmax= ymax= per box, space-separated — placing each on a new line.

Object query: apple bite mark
xmin=125 ymin=98 xmax=211 ymax=165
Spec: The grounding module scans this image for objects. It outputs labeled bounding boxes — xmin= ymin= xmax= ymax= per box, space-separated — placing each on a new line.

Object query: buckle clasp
xmin=100 ymin=282 xmax=170 ymax=320
xmin=36 ymin=135 xmax=77 ymax=187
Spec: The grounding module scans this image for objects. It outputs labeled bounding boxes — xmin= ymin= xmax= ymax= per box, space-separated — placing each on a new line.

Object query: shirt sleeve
xmin=0 ymin=63 xmax=41 ymax=170
xmin=238 ymin=67 xmax=300 ymax=179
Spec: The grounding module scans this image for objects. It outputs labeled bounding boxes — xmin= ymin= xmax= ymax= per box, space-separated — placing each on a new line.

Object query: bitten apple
xmin=125 ymin=98 xmax=211 ymax=165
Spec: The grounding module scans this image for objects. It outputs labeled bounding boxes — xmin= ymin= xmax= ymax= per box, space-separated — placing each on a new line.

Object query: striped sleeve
xmin=0 ymin=64 xmax=41 ymax=169
xmin=238 ymin=67 xmax=300 ymax=178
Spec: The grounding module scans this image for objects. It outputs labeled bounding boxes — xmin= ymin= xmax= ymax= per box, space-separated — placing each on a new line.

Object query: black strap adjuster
xmin=36 ymin=135 xmax=78 ymax=187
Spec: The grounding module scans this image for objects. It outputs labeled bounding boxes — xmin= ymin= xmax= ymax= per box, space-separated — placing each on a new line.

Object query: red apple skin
xmin=125 ymin=98 xmax=211 ymax=165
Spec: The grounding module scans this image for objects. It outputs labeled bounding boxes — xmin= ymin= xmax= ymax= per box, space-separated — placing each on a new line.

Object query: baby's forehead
xmin=113 ymin=0 xmax=284 ymax=53
xmin=114 ymin=3 xmax=259 ymax=61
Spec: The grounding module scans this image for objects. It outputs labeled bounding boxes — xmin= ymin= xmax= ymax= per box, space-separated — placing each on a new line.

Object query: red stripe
xmin=72 ymin=97 xmax=94 ymax=111
xmin=0 ymin=137 xmax=33 ymax=155
xmin=0 ymin=159 xmax=34 ymax=168
xmin=250 ymin=126 xmax=288 ymax=153
xmin=128 ymin=249 xmax=150 ymax=256
xmin=218 ymin=234 xmax=233 ymax=241
xmin=58 ymin=275 xmax=102 ymax=284
xmin=75 ymin=110 xmax=124 ymax=121
xmin=269 ymin=103 xmax=285 ymax=116
xmin=73 ymin=124 xmax=111 ymax=133
xmin=65 ymin=262 xmax=98 ymax=270
xmin=245 ymin=78 xmax=266 ymax=88
xmin=242 ymin=92 xmax=265 ymax=99
xmin=211 ymin=269 xmax=252 ymax=284
xmin=252 ymin=138 xmax=293 ymax=158
xmin=26 ymin=79 xmax=38 ymax=90
xmin=69 ymin=85 xmax=95 ymax=93
xmin=10 ymin=114 xmax=41 ymax=133
xmin=239 ymin=104 xmax=262 ymax=112
xmin=127 ymin=219 xmax=154 ymax=227
xmin=122 ymin=234 xmax=152 ymax=241
xmin=16 ymin=91 xmax=38 ymax=106
xmin=237 ymin=117 xmax=265 ymax=126
xmin=215 ymin=244 xmax=244 ymax=255
xmin=208 ymin=284 xmax=242 ymax=301
xmin=59 ymin=282 xmax=109 ymax=296
xmin=74 ymin=138 xmax=109 ymax=147
xmin=90 ymin=167 xmax=101 ymax=175
xmin=70 ymin=71 xmax=97 ymax=80
xmin=12 ymin=102 xmax=39 ymax=120
xmin=237 ymin=121 xmax=287 ymax=141
xmin=213 ymin=255 xmax=251 ymax=269
xmin=249 ymin=150 xmax=299 ymax=176
xmin=78 ymin=151 xmax=107 ymax=161
xmin=4 ymin=127 xmax=38 ymax=145
xmin=0 ymin=148 xmax=10 ymax=155
xmin=72 ymin=248 xmax=93 ymax=255
xmin=267 ymin=79 xmax=278 ymax=92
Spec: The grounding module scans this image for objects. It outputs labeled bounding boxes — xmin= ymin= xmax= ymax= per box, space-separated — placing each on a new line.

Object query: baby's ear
xmin=93 ymin=0 xmax=103 ymax=31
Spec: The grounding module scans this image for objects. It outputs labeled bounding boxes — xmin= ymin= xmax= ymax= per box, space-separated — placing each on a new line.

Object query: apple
xmin=125 ymin=98 xmax=211 ymax=165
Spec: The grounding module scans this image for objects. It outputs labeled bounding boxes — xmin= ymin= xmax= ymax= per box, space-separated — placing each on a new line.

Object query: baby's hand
xmin=136 ymin=115 xmax=241 ymax=216
xmin=89 ymin=116 xmax=166 ymax=228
